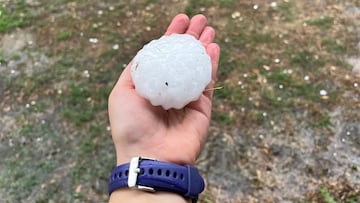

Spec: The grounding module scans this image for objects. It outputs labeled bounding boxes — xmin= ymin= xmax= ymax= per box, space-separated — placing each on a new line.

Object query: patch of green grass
xmin=321 ymin=38 xmax=347 ymax=54
xmin=319 ymin=187 xmax=337 ymax=203
xmin=290 ymin=50 xmax=326 ymax=69
xmin=250 ymin=32 xmax=273 ymax=44
xmin=0 ymin=122 xmax=62 ymax=200
xmin=267 ymin=71 xmax=293 ymax=86
xmin=261 ymin=87 xmax=283 ymax=108
xmin=185 ymin=0 xmax=214 ymax=16
xmin=56 ymin=31 xmax=72 ymax=41
xmin=11 ymin=51 xmax=21 ymax=60
xmin=26 ymin=99 xmax=49 ymax=113
xmin=212 ymin=111 xmax=233 ymax=126
xmin=184 ymin=0 xmax=234 ymax=10
xmin=0 ymin=5 xmax=29 ymax=32
xmin=307 ymin=16 xmax=333 ymax=30
xmin=61 ymin=84 xmax=97 ymax=126
xmin=217 ymin=50 xmax=237 ymax=78
xmin=293 ymin=83 xmax=329 ymax=103
xmin=277 ymin=0 xmax=295 ymax=21
xmin=345 ymin=196 xmax=358 ymax=203
xmin=218 ymin=0 xmax=234 ymax=7
xmin=314 ymin=112 xmax=332 ymax=128
xmin=145 ymin=0 xmax=160 ymax=4
xmin=0 ymin=52 xmax=5 ymax=64
xmin=71 ymin=124 xmax=114 ymax=196
xmin=350 ymin=164 xmax=358 ymax=171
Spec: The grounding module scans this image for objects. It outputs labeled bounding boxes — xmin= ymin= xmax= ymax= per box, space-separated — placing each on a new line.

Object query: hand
xmin=108 ymin=13 xmax=220 ymax=166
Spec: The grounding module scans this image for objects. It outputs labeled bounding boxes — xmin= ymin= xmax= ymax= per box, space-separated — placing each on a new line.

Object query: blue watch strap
xmin=108 ymin=157 xmax=205 ymax=200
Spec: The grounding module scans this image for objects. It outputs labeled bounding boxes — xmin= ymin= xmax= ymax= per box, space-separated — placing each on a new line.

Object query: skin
xmin=108 ymin=13 xmax=220 ymax=203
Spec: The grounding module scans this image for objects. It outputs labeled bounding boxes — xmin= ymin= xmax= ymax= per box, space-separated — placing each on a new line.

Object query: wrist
xmin=109 ymin=189 xmax=190 ymax=203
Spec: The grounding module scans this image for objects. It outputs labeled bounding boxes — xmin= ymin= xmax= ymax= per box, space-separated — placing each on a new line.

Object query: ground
xmin=0 ymin=0 xmax=359 ymax=202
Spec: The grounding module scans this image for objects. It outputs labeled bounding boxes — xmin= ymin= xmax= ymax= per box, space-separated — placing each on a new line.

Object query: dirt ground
xmin=0 ymin=0 xmax=359 ymax=203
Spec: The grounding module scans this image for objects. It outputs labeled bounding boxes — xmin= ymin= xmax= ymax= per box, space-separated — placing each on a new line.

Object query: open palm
xmin=108 ymin=14 xmax=220 ymax=166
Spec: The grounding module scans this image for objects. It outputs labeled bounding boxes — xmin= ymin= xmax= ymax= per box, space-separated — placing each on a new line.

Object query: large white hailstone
xmin=130 ymin=34 xmax=212 ymax=110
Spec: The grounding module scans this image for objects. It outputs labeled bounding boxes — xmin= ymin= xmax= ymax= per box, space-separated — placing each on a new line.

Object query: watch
xmin=108 ymin=157 xmax=205 ymax=203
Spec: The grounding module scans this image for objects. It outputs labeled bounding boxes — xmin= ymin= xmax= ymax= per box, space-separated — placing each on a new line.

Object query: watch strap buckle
xmin=128 ymin=157 xmax=155 ymax=192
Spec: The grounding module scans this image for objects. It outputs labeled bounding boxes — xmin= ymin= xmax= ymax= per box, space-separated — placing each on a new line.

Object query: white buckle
xmin=128 ymin=157 xmax=156 ymax=192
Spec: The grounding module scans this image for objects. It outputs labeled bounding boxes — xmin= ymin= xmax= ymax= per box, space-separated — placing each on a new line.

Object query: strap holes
xmin=157 ymin=169 xmax=162 ymax=176
xmin=119 ymin=172 xmax=122 ymax=178
xmin=180 ymin=173 xmax=184 ymax=180
xmin=125 ymin=170 xmax=129 ymax=176
xmin=149 ymin=168 xmax=154 ymax=175
xmin=165 ymin=170 xmax=170 ymax=177
xmin=173 ymin=172 xmax=177 ymax=178
xmin=139 ymin=168 xmax=145 ymax=175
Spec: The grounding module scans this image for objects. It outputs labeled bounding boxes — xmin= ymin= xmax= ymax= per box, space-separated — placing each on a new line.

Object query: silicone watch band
xmin=109 ymin=157 xmax=205 ymax=202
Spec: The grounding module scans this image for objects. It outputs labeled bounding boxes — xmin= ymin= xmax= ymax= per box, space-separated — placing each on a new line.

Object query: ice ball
xmin=131 ymin=34 xmax=212 ymax=110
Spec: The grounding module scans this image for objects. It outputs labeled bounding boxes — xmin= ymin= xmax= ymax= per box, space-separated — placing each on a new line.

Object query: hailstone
xmin=130 ymin=34 xmax=212 ymax=110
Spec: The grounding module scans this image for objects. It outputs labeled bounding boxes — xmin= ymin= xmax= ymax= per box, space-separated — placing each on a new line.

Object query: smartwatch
xmin=108 ymin=157 xmax=205 ymax=203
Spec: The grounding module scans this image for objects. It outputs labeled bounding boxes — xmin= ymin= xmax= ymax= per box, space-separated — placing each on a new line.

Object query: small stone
xmin=3 ymin=106 xmax=11 ymax=112
xmin=262 ymin=112 xmax=267 ymax=117
xmin=354 ymin=83 xmax=358 ymax=88
xmin=279 ymin=84 xmax=284 ymax=89
xmin=243 ymin=73 xmax=248 ymax=78
xmin=89 ymin=38 xmax=98 ymax=43
xmin=271 ymin=2 xmax=277 ymax=8
xmin=263 ymin=65 xmax=271 ymax=71
xmin=109 ymin=6 xmax=115 ymax=11
xmin=304 ymin=75 xmax=310 ymax=81
xmin=253 ymin=4 xmax=259 ymax=10
xmin=106 ymin=126 xmax=111 ymax=131
xmin=112 ymin=44 xmax=119 ymax=50
xmin=231 ymin=11 xmax=241 ymax=19
xmin=31 ymin=101 xmax=36 ymax=105
xmin=274 ymin=58 xmax=280 ymax=64
xmin=83 ymin=70 xmax=90 ymax=77
xmin=97 ymin=10 xmax=103 ymax=15
xmin=320 ymin=89 xmax=327 ymax=96
xmin=25 ymin=103 xmax=30 ymax=108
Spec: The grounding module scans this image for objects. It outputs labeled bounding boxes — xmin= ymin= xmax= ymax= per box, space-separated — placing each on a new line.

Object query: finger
xmin=165 ymin=13 xmax=190 ymax=35
xmin=186 ymin=14 xmax=207 ymax=39
xmin=114 ymin=62 xmax=134 ymax=89
xmin=204 ymin=43 xmax=220 ymax=99
xmin=199 ymin=26 xmax=215 ymax=47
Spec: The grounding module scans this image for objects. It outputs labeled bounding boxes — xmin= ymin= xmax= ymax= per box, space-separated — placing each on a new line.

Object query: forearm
xmin=109 ymin=189 xmax=190 ymax=203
